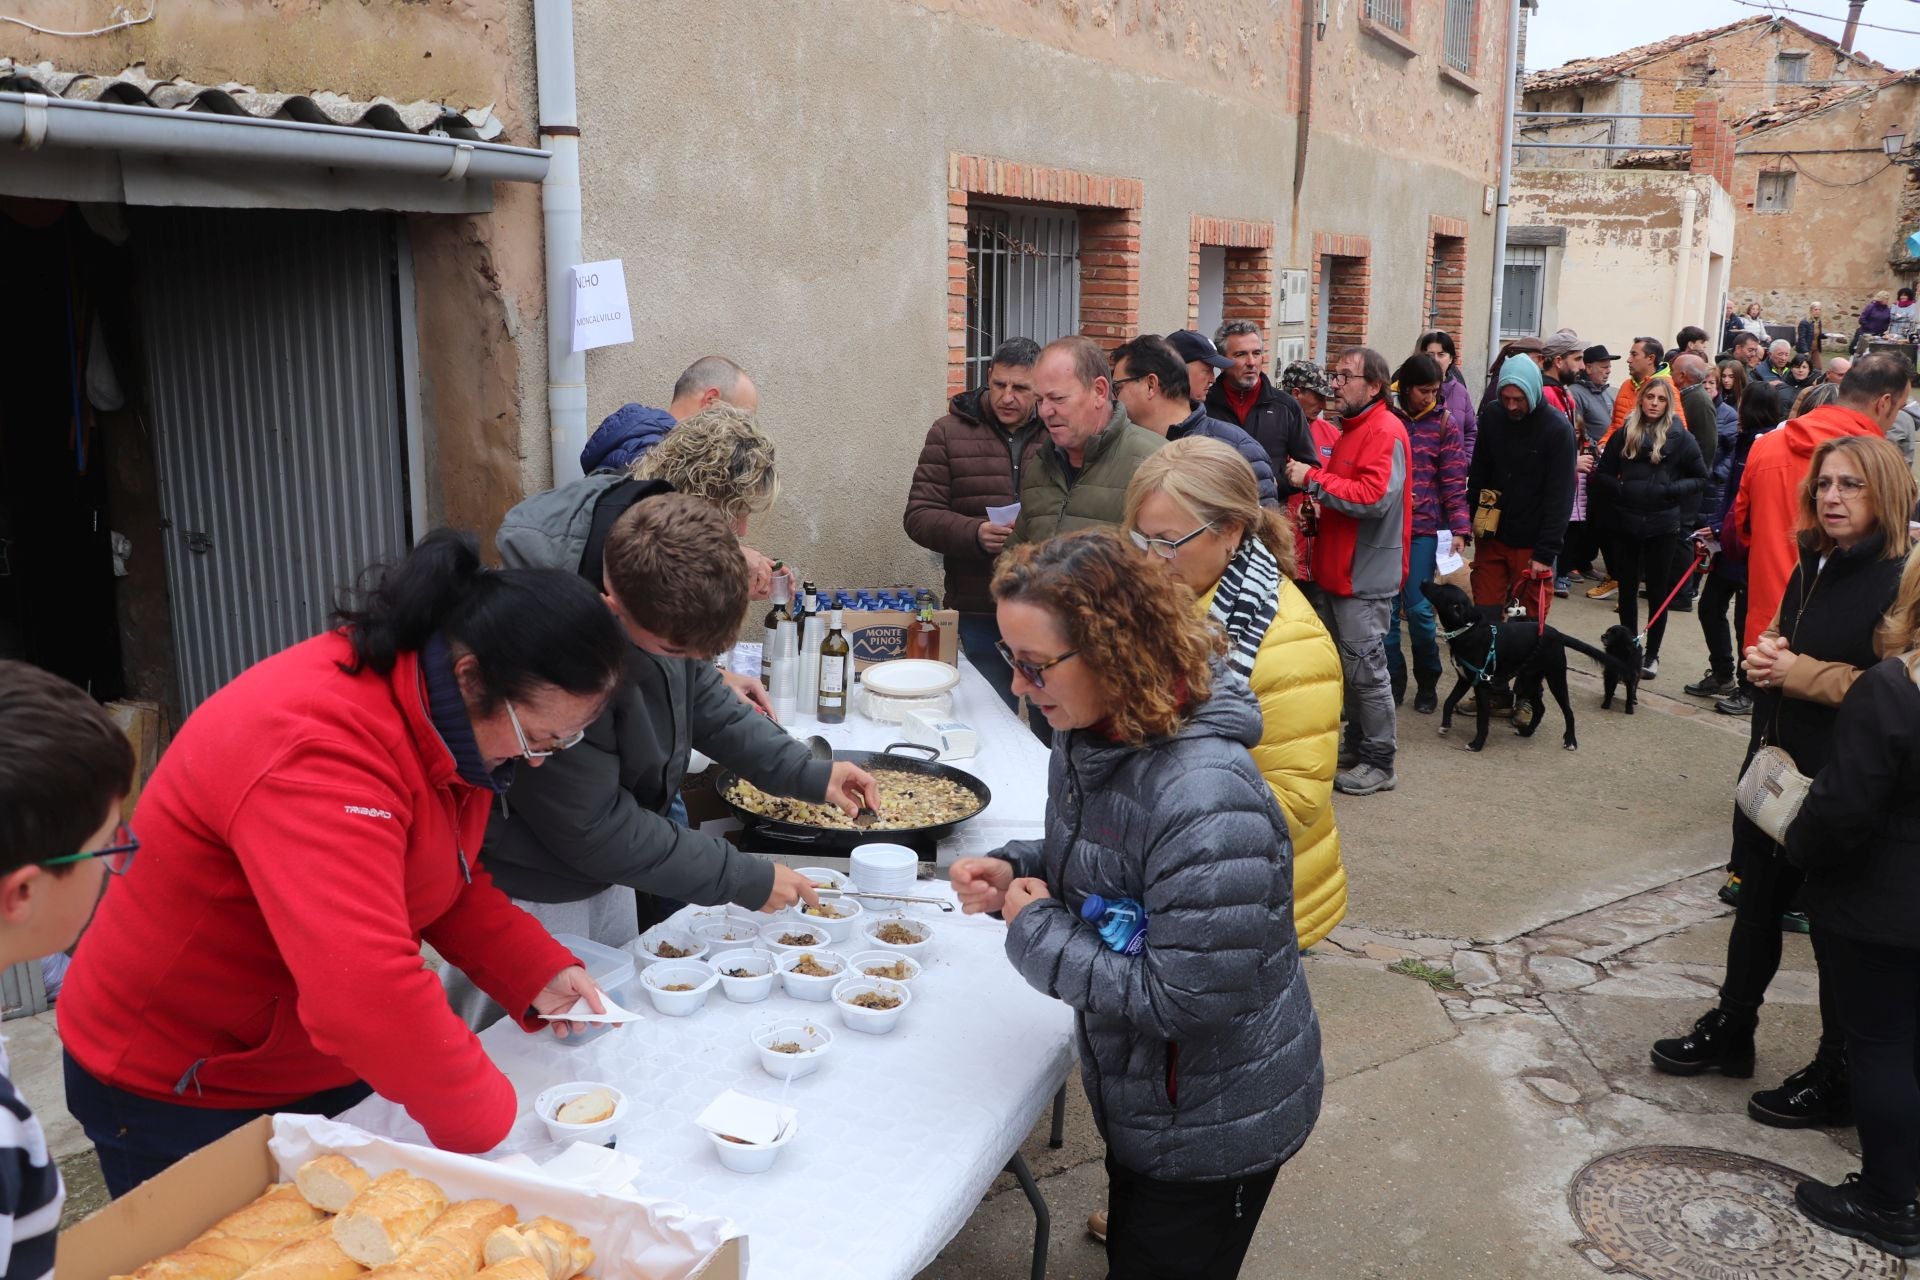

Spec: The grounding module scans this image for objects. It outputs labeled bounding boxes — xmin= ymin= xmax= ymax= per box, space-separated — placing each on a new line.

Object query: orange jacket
xmin=1602 ymin=368 xmax=1673 ymax=445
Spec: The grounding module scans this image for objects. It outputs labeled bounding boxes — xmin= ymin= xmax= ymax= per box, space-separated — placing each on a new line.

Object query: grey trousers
xmin=441 ymin=883 xmax=640 ymax=1032
xmin=1328 ymin=594 xmax=1396 ymax=770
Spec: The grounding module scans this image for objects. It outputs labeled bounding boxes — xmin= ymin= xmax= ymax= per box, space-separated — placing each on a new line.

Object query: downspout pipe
xmin=1487 ymin=0 xmax=1524 ymax=371
xmin=534 ymin=0 xmax=587 ymax=486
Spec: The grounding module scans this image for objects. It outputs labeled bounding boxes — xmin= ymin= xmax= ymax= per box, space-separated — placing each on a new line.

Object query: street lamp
xmin=1883 ymin=126 xmax=1907 ymax=158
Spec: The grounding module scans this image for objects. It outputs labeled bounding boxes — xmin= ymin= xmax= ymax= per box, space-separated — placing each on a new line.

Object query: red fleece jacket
xmin=59 ymin=632 xmax=577 ymax=1154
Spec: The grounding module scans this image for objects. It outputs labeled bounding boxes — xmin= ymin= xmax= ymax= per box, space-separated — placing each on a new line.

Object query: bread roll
xmin=364 ymin=1200 xmax=516 ymax=1280
xmin=471 ymin=1261 xmax=545 ymax=1280
xmin=296 ymin=1154 xmax=371 ymax=1212
xmin=553 ymin=1090 xmax=615 ymax=1126
xmin=118 ymin=1183 xmax=327 ymax=1280
xmin=331 ymin=1171 xmax=452 ymax=1267
xmin=244 ymin=1225 xmax=367 ymax=1280
xmin=479 ymin=1220 xmax=594 ymax=1280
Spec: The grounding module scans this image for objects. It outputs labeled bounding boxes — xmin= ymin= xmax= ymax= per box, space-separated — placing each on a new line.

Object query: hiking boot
xmin=1718 ymin=874 xmax=1741 ymax=907
xmin=1650 ymin=1007 xmax=1756 ymax=1078
xmin=1686 ymin=671 xmax=1739 ymax=698
xmin=1781 ymin=910 xmax=1811 ymax=935
xmin=1413 ymin=673 xmax=1439 ymax=715
xmin=1795 ymin=1175 xmax=1920 ymax=1259
xmin=1750 ymin=1057 xmax=1852 ymax=1128
xmin=1087 ymin=1210 xmax=1108 ymax=1243
xmin=1641 ymin=657 xmax=1660 ymax=679
xmin=1716 ymin=691 xmax=1755 ymax=716
xmin=1586 ymin=579 xmax=1620 ymax=600
xmin=1335 ymin=763 xmax=1397 ymax=796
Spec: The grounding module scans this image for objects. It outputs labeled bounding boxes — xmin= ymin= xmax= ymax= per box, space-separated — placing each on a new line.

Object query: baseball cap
xmin=1542 ymin=328 xmax=1584 ymax=359
xmin=1166 ymin=329 xmax=1236 ymax=371
xmin=1278 ymin=360 xmax=1336 ymax=400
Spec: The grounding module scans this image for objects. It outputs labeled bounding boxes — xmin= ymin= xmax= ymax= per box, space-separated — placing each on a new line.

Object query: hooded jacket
xmin=1207 ymin=375 xmax=1319 ymax=497
xmin=1732 ymin=403 xmax=1885 ymax=653
xmin=580 ymin=403 xmax=677 ymax=475
xmin=1302 ymin=396 xmax=1411 ymax=599
xmin=483 ymin=477 xmax=833 ymax=907
xmin=995 ymin=670 xmax=1323 ymax=1181
xmin=1165 ymin=406 xmax=1280 ymax=509
xmin=904 ymin=387 xmax=1045 ymax=613
xmin=1403 ymin=399 xmax=1471 ymax=540
xmin=1590 ymin=420 xmax=1707 ymax=540
xmin=1468 ymin=357 xmax=1577 ymax=562
xmin=1012 ymin=403 xmax=1164 ymax=544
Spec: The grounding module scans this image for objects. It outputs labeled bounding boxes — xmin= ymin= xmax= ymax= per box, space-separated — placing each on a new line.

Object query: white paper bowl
xmin=775 ymin=949 xmax=850 ymax=1002
xmin=787 ymin=895 xmax=863 ymax=943
xmin=832 ymin=977 xmax=912 ymax=1035
xmin=710 ymin=948 xmax=779 ymax=1004
xmin=861 ymin=914 xmax=934 ymax=959
xmin=795 ymin=866 xmax=849 ymax=891
xmin=847 ymin=950 xmax=923 ymax=986
xmin=640 ymin=960 xmax=718 ymax=1016
xmin=692 ymin=919 xmax=758 ymax=950
xmin=636 ymin=927 xmax=708 ymax=969
xmin=759 ymin=922 xmax=830 ymax=954
xmin=707 ymin=1115 xmax=799 ymax=1174
xmin=753 ymin=1021 xmax=834 ymax=1080
xmin=535 ymin=1080 xmax=628 ymax=1146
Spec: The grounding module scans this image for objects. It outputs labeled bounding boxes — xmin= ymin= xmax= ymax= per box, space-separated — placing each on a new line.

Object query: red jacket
xmin=1732 ymin=405 xmax=1884 ymax=653
xmin=59 ymin=632 xmax=577 ymax=1154
xmin=1305 ymin=398 xmax=1413 ymax=599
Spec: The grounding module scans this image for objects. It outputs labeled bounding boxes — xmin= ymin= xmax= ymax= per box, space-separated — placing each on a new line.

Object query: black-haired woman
xmin=60 ymin=530 xmax=629 ymax=1196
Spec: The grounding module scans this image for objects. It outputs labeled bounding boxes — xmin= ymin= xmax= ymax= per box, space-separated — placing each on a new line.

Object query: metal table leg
xmin=1004 ymin=1152 xmax=1051 ymax=1280
xmin=1048 ymin=1084 xmax=1066 ymax=1149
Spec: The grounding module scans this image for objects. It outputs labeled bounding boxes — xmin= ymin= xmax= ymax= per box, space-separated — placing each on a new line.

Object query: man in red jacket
xmin=1285 ymin=347 xmax=1411 ymax=797
xmin=1734 ymin=353 xmax=1906 ymax=655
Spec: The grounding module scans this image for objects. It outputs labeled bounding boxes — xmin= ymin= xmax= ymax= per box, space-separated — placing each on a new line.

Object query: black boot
xmin=1795 ymin=1174 xmax=1920 ymax=1259
xmin=1749 ymin=1055 xmax=1852 ymax=1128
xmin=1413 ymin=672 xmax=1439 ymax=715
xmin=1650 ymin=1007 xmax=1756 ymax=1077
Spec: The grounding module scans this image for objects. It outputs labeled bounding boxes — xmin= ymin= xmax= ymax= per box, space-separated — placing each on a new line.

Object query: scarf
xmin=1207 ymin=535 xmax=1282 ymax=680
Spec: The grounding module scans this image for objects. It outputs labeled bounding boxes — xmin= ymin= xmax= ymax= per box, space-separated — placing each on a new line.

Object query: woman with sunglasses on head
xmin=59 ymin=530 xmax=630 ymax=1196
xmin=951 ymin=530 xmax=1322 ymax=1279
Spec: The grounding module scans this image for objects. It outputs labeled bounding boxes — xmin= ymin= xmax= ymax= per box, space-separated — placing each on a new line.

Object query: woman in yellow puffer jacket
xmin=1123 ymin=437 xmax=1348 ymax=947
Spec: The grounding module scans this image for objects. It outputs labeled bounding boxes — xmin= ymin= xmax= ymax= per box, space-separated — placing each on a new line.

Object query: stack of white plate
xmin=850 ymin=843 xmax=918 ymax=896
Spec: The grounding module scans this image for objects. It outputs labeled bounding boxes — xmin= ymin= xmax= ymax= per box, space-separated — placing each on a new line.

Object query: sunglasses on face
xmin=41 ymin=821 xmax=139 ymax=875
xmin=994 ymin=640 xmax=1080 ymax=689
xmin=505 ymin=699 xmax=588 ymax=759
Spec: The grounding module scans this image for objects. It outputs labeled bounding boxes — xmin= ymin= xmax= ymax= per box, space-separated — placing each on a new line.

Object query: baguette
xmin=243 ymin=1225 xmax=367 ymax=1280
xmin=552 ymin=1090 xmax=615 ymax=1127
xmin=116 ymin=1183 xmax=327 ymax=1280
xmin=331 ymin=1171 xmax=452 ymax=1267
xmin=479 ymin=1220 xmax=593 ymax=1280
xmin=471 ymin=1261 xmax=546 ymax=1280
xmin=296 ymin=1154 xmax=371 ymax=1213
xmin=364 ymin=1200 xmax=516 ymax=1280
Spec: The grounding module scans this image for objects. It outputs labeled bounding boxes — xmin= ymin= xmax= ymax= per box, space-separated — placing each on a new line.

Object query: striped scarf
xmin=1207 ymin=535 xmax=1282 ymax=679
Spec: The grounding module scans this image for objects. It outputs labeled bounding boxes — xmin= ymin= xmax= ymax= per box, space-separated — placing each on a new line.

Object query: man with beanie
xmin=1467 ymin=354 xmax=1576 ymax=621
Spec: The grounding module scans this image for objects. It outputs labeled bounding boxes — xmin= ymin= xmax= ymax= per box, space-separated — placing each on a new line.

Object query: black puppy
xmin=1597 ymin=624 xmax=1642 ymax=714
xmin=1420 ymin=581 xmax=1634 ymax=752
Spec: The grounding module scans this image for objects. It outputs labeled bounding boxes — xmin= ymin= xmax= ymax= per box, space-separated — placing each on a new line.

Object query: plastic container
xmin=776 ymin=949 xmax=849 ymax=1001
xmin=550 ymin=933 xmax=638 ymax=1048
xmin=710 ymin=948 xmax=779 ymax=1004
xmin=535 ymin=1081 xmax=628 ymax=1146
xmin=635 ymin=925 xmax=707 ymax=970
xmin=640 ymin=960 xmax=718 ymax=1017
xmin=832 ymin=977 xmax=912 ymax=1035
xmin=759 ymin=922 xmax=829 ymax=955
xmin=795 ymin=866 xmax=849 ymax=891
xmin=860 ymin=914 xmax=934 ymax=959
xmin=753 ymin=1021 xmax=834 ymax=1080
xmin=850 ymin=844 xmax=918 ymax=895
xmin=691 ymin=919 xmax=757 ymax=951
xmin=707 ymin=1115 xmax=799 ymax=1174
xmin=847 ymin=950 xmax=922 ymax=986
xmin=787 ymin=895 xmax=863 ymax=943
xmin=1081 ymin=895 xmax=1149 ymax=955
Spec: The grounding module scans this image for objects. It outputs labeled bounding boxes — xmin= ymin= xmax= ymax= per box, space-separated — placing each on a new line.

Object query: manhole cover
xmin=1570 ymin=1147 xmax=1904 ymax=1278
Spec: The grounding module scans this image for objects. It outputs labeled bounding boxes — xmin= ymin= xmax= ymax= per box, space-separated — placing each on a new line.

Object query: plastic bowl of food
xmin=832 ymin=976 xmax=912 ymax=1035
xmin=759 ymin=922 xmax=830 ymax=955
xmin=752 ymin=1021 xmax=833 ymax=1080
xmin=640 ymin=960 xmax=718 ymax=1016
xmin=795 ymin=866 xmax=849 ymax=892
xmin=776 ymin=949 xmax=849 ymax=1002
xmin=710 ymin=948 xmax=779 ymax=1004
xmin=847 ymin=950 xmax=923 ymax=986
xmin=707 ymin=1114 xmax=800 ymax=1174
xmin=534 ymin=1081 xmax=628 ymax=1146
xmin=787 ymin=895 xmax=863 ymax=943
xmin=692 ymin=919 xmax=758 ymax=951
xmin=636 ymin=926 xmax=707 ymax=969
xmin=861 ymin=915 xmax=934 ymax=959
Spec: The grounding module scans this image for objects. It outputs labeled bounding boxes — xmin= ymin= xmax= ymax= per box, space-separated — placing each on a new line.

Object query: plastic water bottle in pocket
xmin=1080 ymin=895 xmax=1148 ymax=955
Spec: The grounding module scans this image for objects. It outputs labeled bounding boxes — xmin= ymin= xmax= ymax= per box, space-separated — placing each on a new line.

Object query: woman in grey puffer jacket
xmin=952 ymin=530 xmax=1322 ymax=1280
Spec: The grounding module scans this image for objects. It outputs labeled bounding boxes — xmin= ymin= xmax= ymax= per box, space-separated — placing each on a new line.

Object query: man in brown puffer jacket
xmin=904 ymin=337 xmax=1045 ymax=712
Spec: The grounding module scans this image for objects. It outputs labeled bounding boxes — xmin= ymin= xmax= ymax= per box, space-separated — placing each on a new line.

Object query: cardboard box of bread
xmin=57 ymin=1115 xmax=740 ymax=1280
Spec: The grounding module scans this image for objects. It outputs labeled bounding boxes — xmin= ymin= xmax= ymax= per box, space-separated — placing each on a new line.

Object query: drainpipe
xmin=534 ymin=0 xmax=587 ymax=485
xmin=1672 ymin=184 xmax=1699 ymax=342
xmin=1487 ymin=0 xmax=1525 ymax=371
xmin=1292 ymin=0 xmax=1322 ymax=200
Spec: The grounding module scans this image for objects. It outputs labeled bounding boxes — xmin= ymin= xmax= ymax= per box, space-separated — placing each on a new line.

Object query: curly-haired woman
xmin=951 ymin=530 xmax=1322 ymax=1279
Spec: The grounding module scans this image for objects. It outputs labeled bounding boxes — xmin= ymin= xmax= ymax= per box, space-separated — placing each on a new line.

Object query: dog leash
xmin=1635 ymin=545 xmax=1710 ymax=646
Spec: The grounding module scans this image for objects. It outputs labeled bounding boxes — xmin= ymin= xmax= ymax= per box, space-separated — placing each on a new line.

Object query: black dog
xmin=1420 ymin=581 xmax=1635 ymax=752
xmin=1597 ymin=624 xmax=1642 ymax=715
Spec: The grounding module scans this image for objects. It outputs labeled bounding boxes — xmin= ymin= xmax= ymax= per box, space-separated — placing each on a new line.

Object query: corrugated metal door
xmin=136 ymin=209 xmax=410 ymax=710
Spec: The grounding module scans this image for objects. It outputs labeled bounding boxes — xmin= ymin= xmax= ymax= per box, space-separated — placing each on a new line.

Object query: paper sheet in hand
xmin=1434 ymin=530 xmax=1465 ymax=577
xmin=985 ymin=503 xmax=1021 ymax=527
xmin=539 ymin=993 xmax=642 ymax=1024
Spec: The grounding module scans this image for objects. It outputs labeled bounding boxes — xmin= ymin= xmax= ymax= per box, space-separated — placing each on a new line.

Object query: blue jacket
xmin=580 ymin=403 xmax=677 ymax=474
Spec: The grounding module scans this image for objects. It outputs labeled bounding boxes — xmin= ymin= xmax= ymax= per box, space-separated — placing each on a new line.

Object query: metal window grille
xmin=1777 ymin=53 xmax=1809 ymax=84
xmin=1501 ymin=246 xmax=1546 ymax=338
xmin=965 ymin=205 xmax=1081 ymax=386
xmin=1756 ymin=171 xmax=1796 ymax=213
xmin=1444 ymin=0 xmax=1477 ymax=72
xmin=1365 ymin=0 xmax=1407 ymax=33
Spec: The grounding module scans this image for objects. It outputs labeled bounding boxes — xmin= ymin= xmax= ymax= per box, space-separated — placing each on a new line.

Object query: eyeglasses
xmin=41 ymin=821 xmax=139 ymax=875
xmin=1110 ymin=376 xmax=1145 ymax=391
xmin=1814 ymin=475 xmax=1869 ymax=499
xmin=1329 ymin=370 xmax=1357 ymax=385
xmin=994 ymin=640 xmax=1080 ymax=689
xmin=1128 ymin=523 xmax=1214 ymax=560
xmin=505 ymin=699 xmax=588 ymax=759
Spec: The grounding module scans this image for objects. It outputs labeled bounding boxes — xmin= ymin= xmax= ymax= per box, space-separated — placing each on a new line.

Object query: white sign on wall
xmin=570 ymin=259 xmax=633 ymax=353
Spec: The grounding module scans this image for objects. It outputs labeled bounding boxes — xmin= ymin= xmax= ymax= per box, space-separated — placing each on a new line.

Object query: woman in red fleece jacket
xmin=59 ymin=531 xmax=629 ymax=1197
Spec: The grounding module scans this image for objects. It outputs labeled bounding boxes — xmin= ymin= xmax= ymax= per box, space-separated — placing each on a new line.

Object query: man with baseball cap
xmin=1165 ymin=329 xmax=1236 ymax=407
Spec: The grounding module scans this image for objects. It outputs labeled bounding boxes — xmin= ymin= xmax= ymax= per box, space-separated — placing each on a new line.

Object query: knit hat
xmin=1496 ymin=353 xmax=1543 ymax=412
xmin=1542 ymin=327 xmax=1584 ymax=359
xmin=1279 ymin=359 xmax=1336 ymax=399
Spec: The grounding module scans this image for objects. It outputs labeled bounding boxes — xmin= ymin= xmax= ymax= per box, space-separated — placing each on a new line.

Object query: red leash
xmin=1637 ymin=545 xmax=1710 ymax=643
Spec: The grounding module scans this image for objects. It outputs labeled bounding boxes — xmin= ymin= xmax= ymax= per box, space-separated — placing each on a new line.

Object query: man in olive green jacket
xmin=1012 ymin=335 xmax=1165 ymax=545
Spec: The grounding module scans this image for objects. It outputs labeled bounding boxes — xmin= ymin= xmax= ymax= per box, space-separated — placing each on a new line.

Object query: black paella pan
xmin=713 ymin=742 xmax=992 ymax=848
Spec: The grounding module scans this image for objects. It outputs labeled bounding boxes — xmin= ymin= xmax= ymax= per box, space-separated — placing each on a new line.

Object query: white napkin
xmin=986 ymin=503 xmax=1021 ymax=526
xmin=538 ymin=993 xmax=643 ymax=1025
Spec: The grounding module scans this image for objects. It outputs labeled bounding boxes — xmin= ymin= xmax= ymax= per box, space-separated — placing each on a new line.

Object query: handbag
xmin=1734 ymin=562 xmax=1820 ymax=842
xmin=1471 ymin=488 xmax=1502 ymax=538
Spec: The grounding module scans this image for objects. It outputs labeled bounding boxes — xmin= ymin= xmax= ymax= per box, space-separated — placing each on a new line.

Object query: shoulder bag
xmin=1735 ymin=562 xmax=1819 ymax=842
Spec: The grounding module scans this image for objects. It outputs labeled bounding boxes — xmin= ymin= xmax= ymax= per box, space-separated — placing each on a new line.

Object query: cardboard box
xmin=56 ymin=1116 xmax=743 ymax=1280
xmin=841 ymin=608 xmax=958 ymax=673
xmin=104 ymin=699 xmax=165 ymax=820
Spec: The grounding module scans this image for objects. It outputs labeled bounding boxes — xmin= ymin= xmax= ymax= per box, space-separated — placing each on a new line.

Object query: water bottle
xmin=1080 ymin=895 xmax=1148 ymax=955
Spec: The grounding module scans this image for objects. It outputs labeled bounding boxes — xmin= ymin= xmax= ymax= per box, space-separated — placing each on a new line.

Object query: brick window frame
xmin=1311 ymin=232 xmax=1373 ymax=361
xmin=1425 ymin=215 xmax=1469 ymax=338
xmin=1187 ymin=215 xmax=1275 ymax=339
xmin=946 ymin=153 xmax=1142 ymax=395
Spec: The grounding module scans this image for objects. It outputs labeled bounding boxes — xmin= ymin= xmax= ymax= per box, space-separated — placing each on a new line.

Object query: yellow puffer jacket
xmin=1198 ymin=575 xmax=1348 ymax=948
